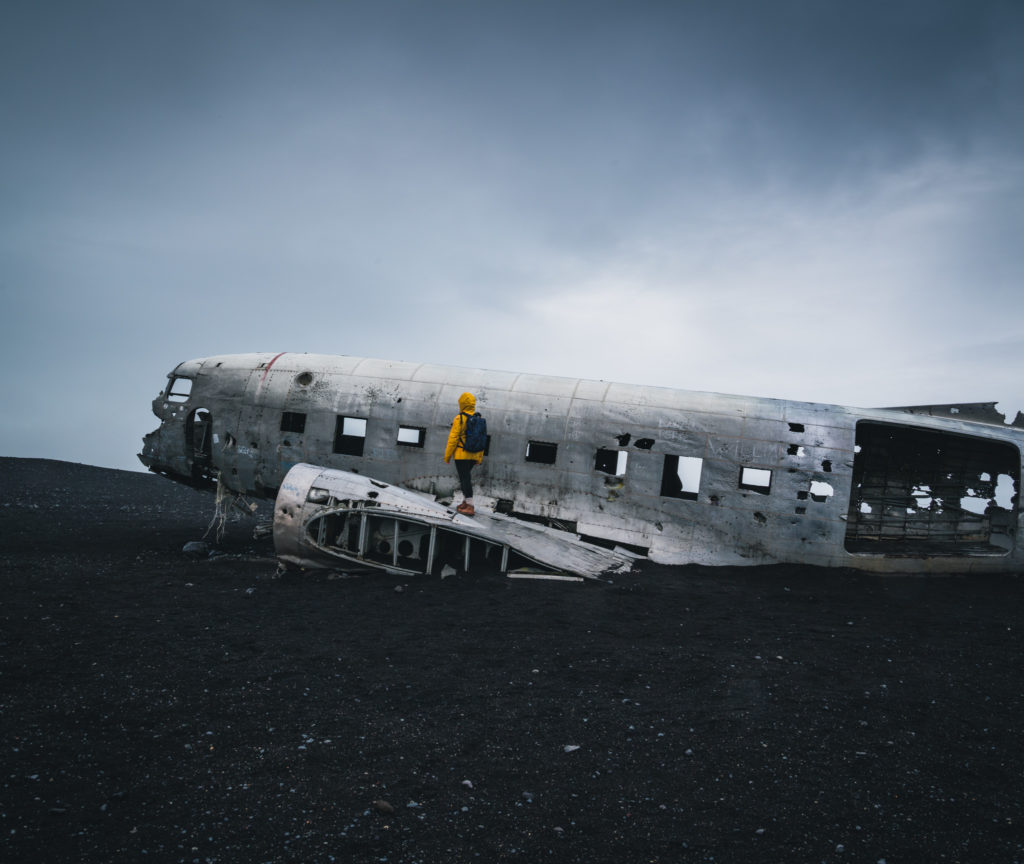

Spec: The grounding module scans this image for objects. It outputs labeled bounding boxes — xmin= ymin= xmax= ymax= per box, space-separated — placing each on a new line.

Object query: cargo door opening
xmin=185 ymin=407 xmax=215 ymax=485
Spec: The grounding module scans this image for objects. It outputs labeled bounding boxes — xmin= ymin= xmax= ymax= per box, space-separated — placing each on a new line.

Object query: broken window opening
xmin=333 ymin=416 xmax=367 ymax=457
xmin=525 ymin=441 xmax=558 ymax=465
xmin=660 ymin=455 xmax=702 ymax=500
xmin=739 ymin=467 xmax=772 ymax=494
xmin=616 ymin=433 xmax=632 ymax=447
xmin=306 ymin=487 xmax=331 ymax=504
xmin=808 ymin=480 xmax=834 ymax=502
xmin=635 ymin=438 xmax=655 ymax=450
xmin=397 ymin=425 xmax=425 ymax=448
xmin=167 ymin=377 xmax=193 ymax=403
xmin=295 ymin=371 xmax=314 ymax=387
xmin=787 ymin=445 xmax=805 ymax=457
xmin=788 ymin=423 xmax=805 ymax=433
xmin=281 ymin=411 xmax=307 ymax=434
xmin=844 ymin=421 xmax=1020 ymax=556
xmin=594 ymin=449 xmax=628 ymax=476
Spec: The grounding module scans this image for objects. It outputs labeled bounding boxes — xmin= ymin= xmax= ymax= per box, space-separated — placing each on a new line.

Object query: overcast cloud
xmin=2 ymin=0 xmax=1022 ymax=471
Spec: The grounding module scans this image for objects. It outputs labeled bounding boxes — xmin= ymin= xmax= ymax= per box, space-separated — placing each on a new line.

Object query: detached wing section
xmin=274 ymin=464 xmax=635 ymax=580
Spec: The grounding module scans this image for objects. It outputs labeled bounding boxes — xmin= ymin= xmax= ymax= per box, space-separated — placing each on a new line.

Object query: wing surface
xmin=274 ymin=464 xmax=634 ymax=580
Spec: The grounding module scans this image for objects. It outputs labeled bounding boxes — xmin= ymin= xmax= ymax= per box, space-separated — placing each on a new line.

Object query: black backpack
xmin=460 ymin=412 xmax=487 ymax=453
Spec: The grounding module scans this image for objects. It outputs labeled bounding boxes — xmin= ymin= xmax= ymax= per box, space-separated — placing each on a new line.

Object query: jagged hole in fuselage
xmin=845 ymin=421 xmax=1020 ymax=556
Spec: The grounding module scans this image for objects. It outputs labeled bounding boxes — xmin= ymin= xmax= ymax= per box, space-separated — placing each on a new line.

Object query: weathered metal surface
xmin=274 ymin=463 xmax=635 ymax=578
xmin=884 ymin=401 xmax=1024 ymax=430
xmin=140 ymin=352 xmax=1024 ymax=573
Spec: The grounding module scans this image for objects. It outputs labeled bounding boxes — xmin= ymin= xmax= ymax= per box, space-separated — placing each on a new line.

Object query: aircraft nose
xmin=138 ymin=421 xmax=179 ymax=476
xmin=138 ymin=409 xmax=214 ymax=489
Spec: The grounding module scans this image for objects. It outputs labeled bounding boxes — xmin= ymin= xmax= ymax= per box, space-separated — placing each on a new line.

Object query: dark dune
xmin=1 ymin=457 xmax=1022 ymax=863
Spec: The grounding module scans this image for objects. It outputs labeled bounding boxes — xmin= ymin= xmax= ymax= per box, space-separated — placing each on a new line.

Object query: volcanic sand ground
xmin=1 ymin=457 xmax=1022 ymax=863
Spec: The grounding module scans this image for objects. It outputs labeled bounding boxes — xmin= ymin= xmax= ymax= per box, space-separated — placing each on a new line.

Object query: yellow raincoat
xmin=444 ymin=392 xmax=485 ymax=464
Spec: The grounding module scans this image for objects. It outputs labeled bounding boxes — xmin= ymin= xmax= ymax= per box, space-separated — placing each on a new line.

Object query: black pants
xmin=455 ymin=459 xmax=474 ymax=498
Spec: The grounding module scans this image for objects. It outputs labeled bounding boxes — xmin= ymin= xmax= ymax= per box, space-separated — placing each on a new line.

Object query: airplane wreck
xmin=140 ymin=352 xmax=1024 ymax=576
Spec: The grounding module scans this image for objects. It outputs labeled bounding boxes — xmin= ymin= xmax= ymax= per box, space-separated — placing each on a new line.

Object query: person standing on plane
xmin=444 ymin=392 xmax=486 ymax=516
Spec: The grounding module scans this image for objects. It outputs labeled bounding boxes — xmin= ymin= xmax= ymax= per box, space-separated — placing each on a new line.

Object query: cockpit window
xmin=167 ymin=377 xmax=193 ymax=403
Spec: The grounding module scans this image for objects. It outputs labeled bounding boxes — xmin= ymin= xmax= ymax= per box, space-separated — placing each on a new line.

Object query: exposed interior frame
xmin=844 ymin=421 xmax=1020 ymax=556
xmin=304 ymin=508 xmax=557 ymax=576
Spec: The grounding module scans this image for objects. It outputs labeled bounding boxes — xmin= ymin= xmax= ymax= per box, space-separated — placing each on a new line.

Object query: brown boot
xmin=456 ymin=502 xmax=475 ymax=516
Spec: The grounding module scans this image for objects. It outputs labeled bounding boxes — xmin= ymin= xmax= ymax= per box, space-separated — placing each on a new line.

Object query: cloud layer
xmin=2 ymin=1 xmax=1023 ymax=469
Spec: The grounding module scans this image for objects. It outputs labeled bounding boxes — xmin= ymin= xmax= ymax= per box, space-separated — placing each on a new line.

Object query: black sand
xmin=1 ymin=457 xmax=1022 ymax=863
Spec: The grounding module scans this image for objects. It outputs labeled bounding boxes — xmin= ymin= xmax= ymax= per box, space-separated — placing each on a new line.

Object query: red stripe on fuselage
xmin=260 ymin=352 xmax=287 ymax=384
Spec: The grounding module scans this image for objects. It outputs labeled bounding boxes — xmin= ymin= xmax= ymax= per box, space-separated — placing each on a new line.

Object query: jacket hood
xmin=458 ymin=392 xmax=476 ymax=413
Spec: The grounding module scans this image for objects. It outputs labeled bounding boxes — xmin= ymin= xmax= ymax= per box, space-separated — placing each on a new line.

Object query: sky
xmin=2 ymin=0 xmax=1023 ymax=472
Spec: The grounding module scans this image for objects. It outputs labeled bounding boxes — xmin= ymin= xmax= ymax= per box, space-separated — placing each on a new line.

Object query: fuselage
xmin=140 ymin=352 xmax=1023 ymax=573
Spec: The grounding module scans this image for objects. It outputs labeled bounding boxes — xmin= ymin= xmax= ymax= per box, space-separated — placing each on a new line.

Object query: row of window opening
xmin=283 ymin=412 xmax=785 ymax=501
